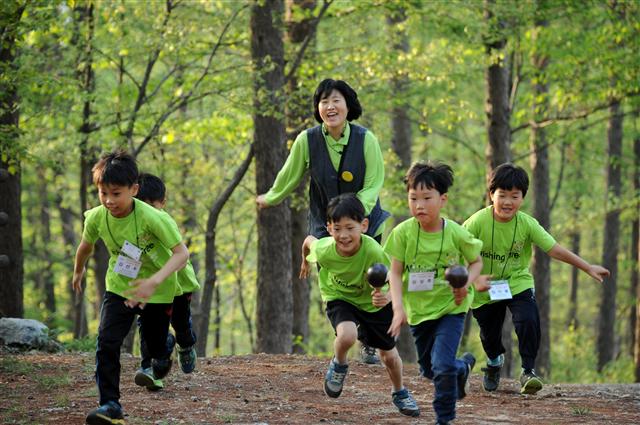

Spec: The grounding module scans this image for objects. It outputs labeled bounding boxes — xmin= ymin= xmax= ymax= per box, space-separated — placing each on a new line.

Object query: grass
xmin=0 ymin=357 xmax=41 ymax=375
xmin=571 ymin=406 xmax=592 ymax=416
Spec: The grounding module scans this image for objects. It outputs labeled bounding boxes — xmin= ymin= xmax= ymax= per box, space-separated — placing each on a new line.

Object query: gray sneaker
xmin=178 ymin=345 xmax=197 ymax=374
xmin=323 ymin=358 xmax=348 ymax=398
xmin=392 ymin=388 xmax=420 ymax=417
xmin=520 ymin=370 xmax=543 ymax=395
xmin=360 ymin=343 xmax=380 ymax=364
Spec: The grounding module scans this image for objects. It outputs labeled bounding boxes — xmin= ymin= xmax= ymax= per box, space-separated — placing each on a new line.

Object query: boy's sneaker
xmin=360 ymin=343 xmax=380 ymax=364
xmin=520 ymin=370 xmax=543 ymax=395
xmin=152 ymin=333 xmax=176 ymax=379
xmin=457 ymin=352 xmax=476 ymax=400
xmin=323 ymin=358 xmax=348 ymax=398
xmin=391 ymin=388 xmax=420 ymax=417
xmin=481 ymin=354 xmax=503 ymax=392
xmin=178 ymin=345 xmax=197 ymax=374
xmin=85 ymin=401 xmax=124 ymax=425
xmin=134 ymin=367 xmax=164 ymax=391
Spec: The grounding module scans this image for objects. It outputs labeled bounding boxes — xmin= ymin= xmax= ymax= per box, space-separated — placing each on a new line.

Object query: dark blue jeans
xmin=410 ymin=313 xmax=466 ymax=423
xmin=139 ymin=292 xmax=197 ymax=369
xmin=472 ymin=288 xmax=540 ymax=370
xmin=96 ymin=292 xmax=172 ymax=406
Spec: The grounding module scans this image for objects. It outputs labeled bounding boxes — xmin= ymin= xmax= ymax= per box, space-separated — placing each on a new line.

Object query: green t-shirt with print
xmin=83 ymin=198 xmax=182 ymax=303
xmin=463 ymin=206 xmax=556 ymax=309
xmin=159 ymin=210 xmax=200 ymax=294
xmin=383 ymin=217 xmax=482 ymax=325
xmin=306 ymin=234 xmax=390 ymax=312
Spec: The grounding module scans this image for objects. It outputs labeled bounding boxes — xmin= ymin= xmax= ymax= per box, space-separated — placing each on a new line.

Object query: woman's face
xmin=318 ymin=89 xmax=348 ymax=131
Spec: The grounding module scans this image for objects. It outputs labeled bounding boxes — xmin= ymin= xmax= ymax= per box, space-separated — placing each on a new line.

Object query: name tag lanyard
xmin=490 ymin=207 xmax=518 ymax=280
xmin=105 ymin=203 xmax=140 ymax=255
xmin=412 ymin=218 xmax=445 ymax=276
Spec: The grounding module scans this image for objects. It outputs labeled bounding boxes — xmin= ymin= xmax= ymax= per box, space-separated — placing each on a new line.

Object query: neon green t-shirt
xmin=306 ymin=234 xmax=390 ymax=312
xmin=383 ymin=217 xmax=483 ymax=325
xmin=82 ymin=198 xmax=182 ymax=303
xmin=159 ymin=210 xmax=200 ymax=294
xmin=463 ymin=206 xmax=556 ymax=309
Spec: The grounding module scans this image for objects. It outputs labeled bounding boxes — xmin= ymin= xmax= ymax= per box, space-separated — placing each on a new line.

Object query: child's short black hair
xmin=137 ymin=173 xmax=166 ymax=203
xmin=404 ymin=161 xmax=454 ymax=194
xmin=92 ymin=150 xmax=138 ymax=187
xmin=313 ymin=79 xmax=362 ymax=123
xmin=326 ymin=193 xmax=365 ymax=224
xmin=489 ymin=163 xmax=529 ymax=197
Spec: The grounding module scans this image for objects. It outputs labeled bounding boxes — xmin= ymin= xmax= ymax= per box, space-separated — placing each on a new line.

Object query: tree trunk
xmin=632 ymin=117 xmax=639 ymax=381
xmin=484 ymin=0 xmax=513 ymax=377
xmin=285 ymin=0 xmax=315 ymax=354
xmin=386 ymin=5 xmax=416 ymax=363
xmin=529 ymin=1 xmax=551 ymax=376
xmin=630 ymin=123 xmax=639 ymax=359
xmin=0 ymin=3 xmax=26 ymax=319
xmin=567 ymin=230 xmax=580 ymax=329
xmin=597 ymin=96 xmax=622 ymax=371
xmin=37 ymin=169 xmax=56 ymax=317
xmin=252 ymin=0 xmax=293 ymax=354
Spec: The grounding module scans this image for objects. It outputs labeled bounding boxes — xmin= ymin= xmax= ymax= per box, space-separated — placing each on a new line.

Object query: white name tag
xmin=408 ymin=271 xmax=435 ymax=292
xmin=489 ymin=280 xmax=512 ymax=300
xmin=121 ymin=240 xmax=142 ymax=261
xmin=114 ymin=255 xmax=142 ymax=279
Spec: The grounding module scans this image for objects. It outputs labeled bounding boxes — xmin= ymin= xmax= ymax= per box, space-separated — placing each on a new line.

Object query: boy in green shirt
xmin=385 ymin=161 xmax=483 ymax=425
xmin=300 ymin=193 xmax=419 ymax=417
xmin=72 ymin=151 xmax=190 ymax=425
xmin=134 ymin=173 xmax=200 ymax=391
xmin=463 ymin=163 xmax=609 ymax=395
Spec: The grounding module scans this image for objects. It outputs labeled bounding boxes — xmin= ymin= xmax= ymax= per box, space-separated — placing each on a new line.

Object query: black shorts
xmin=325 ymin=299 xmax=396 ymax=351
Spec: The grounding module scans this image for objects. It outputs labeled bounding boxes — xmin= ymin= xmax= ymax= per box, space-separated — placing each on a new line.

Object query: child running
xmin=385 ymin=161 xmax=483 ymax=425
xmin=463 ymin=163 xmax=609 ymax=395
xmin=300 ymin=193 xmax=420 ymax=417
xmin=134 ymin=173 xmax=200 ymax=391
xmin=72 ymin=151 xmax=189 ymax=425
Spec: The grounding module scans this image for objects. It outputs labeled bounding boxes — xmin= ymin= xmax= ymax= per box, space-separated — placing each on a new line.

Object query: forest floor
xmin=1 ymin=350 xmax=639 ymax=424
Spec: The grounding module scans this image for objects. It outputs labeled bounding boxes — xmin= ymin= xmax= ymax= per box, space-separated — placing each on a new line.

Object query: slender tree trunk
xmin=251 ymin=0 xmax=293 ymax=354
xmin=484 ymin=0 xmax=513 ymax=377
xmin=37 ymin=169 xmax=56 ymax=317
xmin=632 ymin=117 xmax=639 ymax=381
xmin=0 ymin=3 xmax=26 ymax=319
xmin=597 ymin=95 xmax=622 ymax=371
xmin=567 ymin=230 xmax=580 ymax=329
xmin=630 ymin=121 xmax=639 ymax=358
xmin=386 ymin=5 xmax=416 ymax=363
xmin=214 ymin=283 xmax=221 ymax=353
xmin=285 ymin=0 xmax=315 ymax=354
xmin=529 ymin=1 xmax=551 ymax=376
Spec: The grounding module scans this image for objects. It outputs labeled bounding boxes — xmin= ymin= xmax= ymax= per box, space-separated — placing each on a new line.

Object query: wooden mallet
xmin=444 ymin=265 xmax=468 ymax=289
xmin=366 ymin=263 xmax=388 ymax=293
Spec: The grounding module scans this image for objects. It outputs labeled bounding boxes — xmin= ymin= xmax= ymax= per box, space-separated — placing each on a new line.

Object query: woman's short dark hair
xmin=489 ymin=163 xmax=529 ymax=197
xmin=404 ymin=161 xmax=454 ymax=194
xmin=92 ymin=150 xmax=138 ymax=187
xmin=313 ymin=79 xmax=362 ymax=123
xmin=326 ymin=193 xmax=365 ymax=223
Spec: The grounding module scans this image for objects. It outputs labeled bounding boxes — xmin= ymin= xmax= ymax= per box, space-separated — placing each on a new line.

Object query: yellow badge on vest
xmin=341 ymin=171 xmax=354 ymax=182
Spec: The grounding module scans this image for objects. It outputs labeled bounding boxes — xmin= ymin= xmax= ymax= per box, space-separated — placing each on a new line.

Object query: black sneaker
xmin=481 ymin=354 xmax=503 ymax=392
xmin=85 ymin=401 xmax=124 ymax=425
xmin=134 ymin=367 xmax=164 ymax=391
xmin=520 ymin=370 xmax=543 ymax=395
xmin=178 ymin=345 xmax=197 ymax=374
xmin=323 ymin=358 xmax=348 ymax=398
xmin=152 ymin=333 xmax=176 ymax=379
xmin=457 ymin=352 xmax=476 ymax=399
xmin=360 ymin=343 xmax=380 ymax=365
xmin=391 ymin=388 xmax=420 ymax=417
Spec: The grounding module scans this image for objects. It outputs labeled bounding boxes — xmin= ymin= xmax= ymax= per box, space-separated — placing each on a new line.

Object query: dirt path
xmin=1 ymin=351 xmax=639 ymax=424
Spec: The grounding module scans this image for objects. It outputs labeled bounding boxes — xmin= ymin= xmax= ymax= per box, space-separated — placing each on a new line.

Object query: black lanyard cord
xmin=490 ymin=207 xmax=518 ymax=280
xmin=413 ymin=218 xmax=445 ymax=276
xmin=105 ymin=202 xmax=139 ymax=253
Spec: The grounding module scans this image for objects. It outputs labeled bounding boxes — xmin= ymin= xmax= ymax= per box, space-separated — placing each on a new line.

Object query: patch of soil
xmin=1 ymin=351 xmax=639 ymax=424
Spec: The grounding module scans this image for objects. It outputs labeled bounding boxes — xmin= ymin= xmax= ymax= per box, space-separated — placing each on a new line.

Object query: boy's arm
xmin=387 ymin=258 xmax=406 ymax=337
xmin=72 ymin=239 xmax=94 ymax=294
xmin=126 ymin=242 xmax=190 ymax=301
xmin=547 ymin=243 xmax=610 ymax=283
xmin=299 ymin=235 xmax=317 ymax=279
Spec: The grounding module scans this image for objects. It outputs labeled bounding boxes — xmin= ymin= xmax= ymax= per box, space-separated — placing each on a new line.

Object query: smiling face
xmin=327 ymin=216 xmax=368 ymax=257
xmin=408 ymin=183 xmax=447 ymax=231
xmin=98 ymin=183 xmax=138 ymax=218
xmin=318 ymin=89 xmax=348 ymax=134
xmin=490 ymin=188 xmax=524 ymax=222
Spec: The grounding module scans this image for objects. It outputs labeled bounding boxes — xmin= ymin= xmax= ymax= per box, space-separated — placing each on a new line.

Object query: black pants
xmin=140 ymin=292 xmax=197 ymax=368
xmin=472 ymin=288 xmax=540 ymax=371
xmin=96 ymin=291 xmax=172 ymax=406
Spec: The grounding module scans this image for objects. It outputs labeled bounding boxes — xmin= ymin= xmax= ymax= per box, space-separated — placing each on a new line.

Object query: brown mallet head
xmin=366 ymin=263 xmax=388 ymax=288
xmin=444 ymin=265 xmax=468 ymax=289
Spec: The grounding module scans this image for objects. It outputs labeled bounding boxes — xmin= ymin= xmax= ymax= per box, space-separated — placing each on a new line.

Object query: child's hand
xmin=299 ymin=258 xmax=311 ymax=279
xmin=72 ymin=269 xmax=86 ymax=294
xmin=474 ymin=275 xmax=492 ymax=292
xmin=124 ymin=298 xmax=146 ymax=309
xmin=256 ymin=194 xmax=269 ymax=209
xmin=125 ymin=277 xmax=158 ymax=302
xmin=371 ymin=288 xmax=390 ymax=308
xmin=388 ymin=308 xmax=407 ymax=338
xmin=587 ymin=265 xmax=610 ymax=283
xmin=452 ymin=285 xmax=468 ymax=305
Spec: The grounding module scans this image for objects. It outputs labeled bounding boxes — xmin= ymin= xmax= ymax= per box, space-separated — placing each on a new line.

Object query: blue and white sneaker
xmin=458 ymin=352 xmax=476 ymax=400
xmin=392 ymin=388 xmax=420 ymax=417
xmin=85 ymin=401 xmax=124 ymax=425
xmin=323 ymin=358 xmax=348 ymax=398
